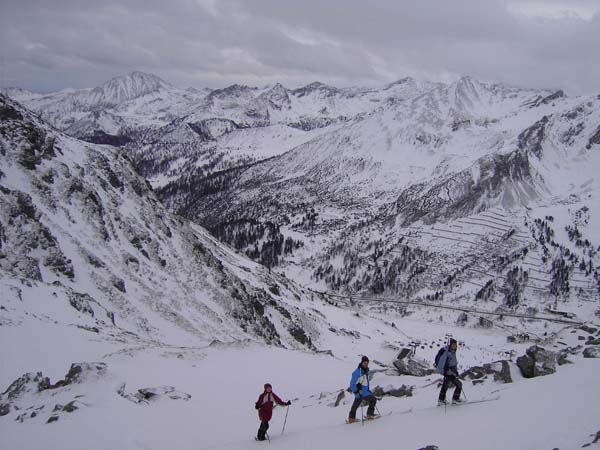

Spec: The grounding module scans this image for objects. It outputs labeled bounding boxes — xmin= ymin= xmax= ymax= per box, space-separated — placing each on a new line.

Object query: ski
xmin=448 ymin=395 xmax=500 ymax=407
xmin=345 ymin=411 xmax=392 ymax=424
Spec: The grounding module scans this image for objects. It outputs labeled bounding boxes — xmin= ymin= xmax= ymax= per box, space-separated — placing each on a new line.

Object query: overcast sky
xmin=1 ymin=0 xmax=599 ymax=94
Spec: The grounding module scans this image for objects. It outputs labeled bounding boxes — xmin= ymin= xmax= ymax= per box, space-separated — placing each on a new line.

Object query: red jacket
xmin=255 ymin=391 xmax=287 ymax=422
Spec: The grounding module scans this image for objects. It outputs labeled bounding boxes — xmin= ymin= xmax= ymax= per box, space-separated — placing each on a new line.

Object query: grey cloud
xmin=0 ymin=0 xmax=598 ymax=93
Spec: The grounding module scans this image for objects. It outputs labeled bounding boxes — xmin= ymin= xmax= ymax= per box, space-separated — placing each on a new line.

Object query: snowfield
xmin=2 ymin=310 xmax=600 ymax=450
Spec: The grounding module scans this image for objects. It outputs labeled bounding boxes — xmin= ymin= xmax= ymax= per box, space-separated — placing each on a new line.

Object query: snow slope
xmin=2 ymin=303 xmax=599 ymax=450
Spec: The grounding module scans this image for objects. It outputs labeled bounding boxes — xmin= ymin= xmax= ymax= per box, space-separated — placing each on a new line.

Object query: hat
xmin=264 ymin=383 xmax=272 ymax=390
xmin=449 ymin=338 xmax=457 ymax=345
xmin=361 ymin=355 xmax=370 ymax=363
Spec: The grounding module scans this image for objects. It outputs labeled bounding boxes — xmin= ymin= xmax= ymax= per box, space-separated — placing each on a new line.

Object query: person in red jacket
xmin=254 ymin=383 xmax=291 ymax=441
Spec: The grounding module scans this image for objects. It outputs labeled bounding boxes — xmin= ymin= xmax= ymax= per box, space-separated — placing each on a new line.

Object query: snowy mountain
xmin=10 ymin=73 xmax=600 ymax=320
xmin=157 ymin=76 xmax=600 ymax=321
xmin=2 ymin=93 xmax=600 ymax=450
xmin=0 ymin=93 xmax=349 ymax=355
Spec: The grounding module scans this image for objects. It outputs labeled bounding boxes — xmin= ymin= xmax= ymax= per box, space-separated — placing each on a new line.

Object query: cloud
xmin=0 ymin=0 xmax=598 ymax=93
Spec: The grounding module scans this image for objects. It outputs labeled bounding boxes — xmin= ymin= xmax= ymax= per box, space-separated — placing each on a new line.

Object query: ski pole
xmin=281 ymin=405 xmax=289 ymax=435
xmin=266 ymin=431 xmax=270 ymax=444
xmin=462 ymin=385 xmax=468 ymax=402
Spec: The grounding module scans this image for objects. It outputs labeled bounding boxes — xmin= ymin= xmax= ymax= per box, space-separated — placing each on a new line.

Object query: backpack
xmin=434 ymin=347 xmax=445 ymax=367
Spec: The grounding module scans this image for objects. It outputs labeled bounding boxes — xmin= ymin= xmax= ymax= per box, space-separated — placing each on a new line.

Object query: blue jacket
xmin=349 ymin=366 xmax=372 ymax=399
xmin=435 ymin=345 xmax=458 ymax=375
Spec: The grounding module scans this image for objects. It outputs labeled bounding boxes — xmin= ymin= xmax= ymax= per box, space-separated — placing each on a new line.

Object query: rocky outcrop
xmin=583 ymin=347 xmax=600 ymax=358
xmin=117 ymin=384 xmax=192 ymax=404
xmin=0 ymin=363 xmax=106 ymax=423
xmin=517 ymin=116 xmax=549 ymax=158
xmin=516 ymin=345 xmax=557 ymax=378
xmin=393 ymin=357 xmax=434 ymax=377
xmin=372 ymin=384 xmax=413 ymax=398
xmin=461 ymin=360 xmax=512 ymax=384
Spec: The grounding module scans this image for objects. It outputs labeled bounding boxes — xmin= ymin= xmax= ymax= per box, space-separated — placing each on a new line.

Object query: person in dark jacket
xmin=347 ymin=355 xmax=377 ymax=423
xmin=434 ymin=338 xmax=463 ymax=405
xmin=254 ymin=383 xmax=291 ymax=441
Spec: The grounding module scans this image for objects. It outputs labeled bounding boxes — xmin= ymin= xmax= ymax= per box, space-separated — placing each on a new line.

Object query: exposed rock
xmin=418 ymin=446 xmax=439 ymax=450
xmin=118 ymin=384 xmax=191 ymax=404
xmin=62 ymin=401 xmax=78 ymax=412
xmin=518 ymin=116 xmax=549 ymax=158
xmin=46 ymin=415 xmax=59 ymax=424
xmin=334 ymin=389 xmax=345 ymax=406
xmin=396 ymin=348 xmax=412 ymax=360
xmin=456 ymin=311 xmax=468 ymax=326
xmin=0 ymin=362 xmax=107 ymax=422
xmin=49 ymin=363 xmax=107 ymax=388
xmin=579 ymin=325 xmax=598 ymax=334
xmin=461 ymin=360 xmax=512 ymax=384
xmin=0 ymin=403 xmax=10 ymax=416
xmin=583 ymin=347 xmax=600 ymax=358
xmin=516 ymin=345 xmax=557 ymax=378
xmin=586 ymin=338 xmax=600 ymax=345
xmin=0 ymin=372 xmax=50 ymax=406
xmin=111 ymin=276 xmax=126 ymax=293
xmin=381 ymin=384 xmax=413 ymax=398
xmin=393 ymin=358 xmax=434 ymax=377
xmin=66 ymin=292 xmax=95 ymax=317
xmin=587 ymin=125 xmax=600 ymax=149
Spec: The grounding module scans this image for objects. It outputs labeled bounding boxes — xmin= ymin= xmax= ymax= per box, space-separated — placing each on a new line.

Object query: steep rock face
xmin=0 ymin=95 xmax=327 ymax=349
xmin=390 ymin=148 xmax=540 ymax=226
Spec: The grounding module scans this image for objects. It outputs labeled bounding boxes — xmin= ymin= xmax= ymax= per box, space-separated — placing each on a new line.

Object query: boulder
xmin=334 ymin=389 xmax=345 ymax=406
xmin=579 ymin=325 xmax=598 ymax=334
xmin=418 ymin=446 xmax=439 ymax=450
xmin=393 ymin=358 xmax=434 ymax=377
xmin=396 ymin=348 xmax=412 ymax=360
xmin=516 ymin=345 xmax=557 ymax=378
xmin=583 ymin=347 xmax=600 ymax=358
xmin=586 ymin=338 xmax=600 ymax=346
xmin=118 ymin=384 xmax=191 ymax=404
xmin=386 ymin=385 xmax=413 ymax=397
xmin=373 ymin=384 xmax=413 ymax=398
xmin=461 ymin=360 xmax=512 ymax=384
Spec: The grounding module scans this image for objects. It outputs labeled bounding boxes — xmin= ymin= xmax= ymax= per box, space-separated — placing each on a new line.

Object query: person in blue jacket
xmin=347 ymin=355 xmax=377 ymax=422
xmin=434 ymin=338 xmax=463 ymax=405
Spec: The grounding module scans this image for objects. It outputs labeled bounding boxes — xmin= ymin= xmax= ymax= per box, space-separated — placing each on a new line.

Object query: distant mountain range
xmin=7 ymin=72 xmax=600 ymax=318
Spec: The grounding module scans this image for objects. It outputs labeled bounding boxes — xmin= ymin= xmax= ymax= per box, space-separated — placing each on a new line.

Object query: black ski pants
xmin=439 ymin=373 xmax=462 ymax=401
xmin=257 ymin=421 xmax=269 ymax=440
xmin=349 ymin=394 xmax=377 ymax=419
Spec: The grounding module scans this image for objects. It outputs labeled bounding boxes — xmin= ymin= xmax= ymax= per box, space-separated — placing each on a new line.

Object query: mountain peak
xmin=89 ymin=71 xmax=171 ymax=106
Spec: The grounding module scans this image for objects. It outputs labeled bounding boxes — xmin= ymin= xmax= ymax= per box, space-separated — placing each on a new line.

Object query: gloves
xmin=255 ymin=403 xmax=260 ymax=410
xmin=356 ymin=383 xmax=362 ymax=393
xmin=286 ymin=401 xmax=291 ymax=406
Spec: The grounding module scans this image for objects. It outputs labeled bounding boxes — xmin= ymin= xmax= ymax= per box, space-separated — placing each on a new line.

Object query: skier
xmin=434 ymin=338 xmax=463 ymax=405
xmin=254 ymin=383 xmax=291 ymax=441
xmin=347 ymin=355 xmax=378 ymax=423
